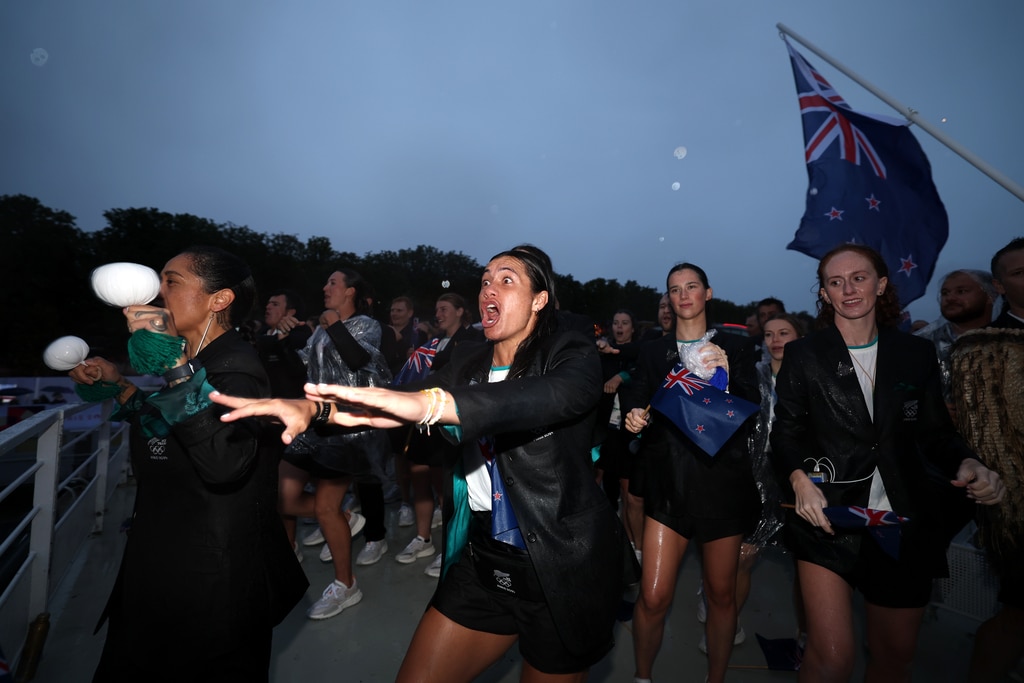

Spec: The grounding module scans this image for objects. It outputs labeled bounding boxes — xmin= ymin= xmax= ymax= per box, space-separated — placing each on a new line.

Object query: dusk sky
xmin=3 ymin=1 xmax=1022 ymax=322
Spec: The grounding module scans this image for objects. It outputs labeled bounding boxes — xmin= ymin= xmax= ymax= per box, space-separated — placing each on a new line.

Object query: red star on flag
xmin=899 ymin=255 xmax=918 ymax=275
xmin=825 ymin=207 xmax=844 ymax=221
xmin=695 ymin=424 xmax=706 ymax=433
xmin=865 ymin=194 xmax=881 ymax=211
xmin=726 ymin=410 xmax=735 ymax=418
xmin=703 ymin=398 xmax=711 ymax=405
xmin=493 ymin=492 xmax=503 ymax=502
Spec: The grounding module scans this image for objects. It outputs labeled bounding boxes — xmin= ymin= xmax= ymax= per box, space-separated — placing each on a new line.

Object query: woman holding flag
xmin=211 ymin=247 xmax=632 ymax=683
xmin=622 ymin=262 xmax=760 ymax=683
xmin=770 ymin=244 xmax=1004 ymax=683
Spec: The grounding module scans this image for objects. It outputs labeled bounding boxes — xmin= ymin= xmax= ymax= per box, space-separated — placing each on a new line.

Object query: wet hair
xmin=611 ymin=309 xmax=637 ymax=342
xmin=180 ymin=245 xmax=256 ymax=329
xmin=437 ymin=292 xmax=472 ymax=327
xmin=512 ymin=243 xmax=558 ymax=307
xmin=991 ymin=237 xmax=1024 ymax=279
xmin=815 ymin=244 xmax=901 ymax=328
xmin=268 ymin=288 xmax=305 ymax=318
xmin=939 ymin=269 xmax=996 ymax=303
xmin=762 ymin=312 xmax=806 ymax=338
xmin=666 ymin=262 xmax=710 ymax=291
xmin=488 ymin=248 xmax=557 ymax=378
xmin=332 ymin=267 xmax=373 ymax=317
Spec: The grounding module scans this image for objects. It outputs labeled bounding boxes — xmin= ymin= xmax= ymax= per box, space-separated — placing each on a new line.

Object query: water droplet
xmin=673 ymin=146 xmax=687 ymax=160
xmin=671 ymin=182 xmax=680 ymax=191
xmin=30 ymin=48 xmax=48 ymax=67
xmin=809 ymin=187 xmax=818 ymax=196
xmin=441 ymin=280 xmax=450 ymax=289
xmin=659 ymin=236 xmax=665 ymax=242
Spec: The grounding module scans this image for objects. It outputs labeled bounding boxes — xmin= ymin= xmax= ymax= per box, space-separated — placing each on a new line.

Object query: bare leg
xmin=315 ymin=476 xmax=354 ymax=585
xmin=863 ymin=601 xmax=924 ymax=683
xmin=396 ymin=607 xmax=517 ymax=683
xmin=633 ymin=517 xmax=689 ymax=680
xmin=410 ymin=463 xmax=434 ymax=541
xmin=702 ymin=535 xmax=742 ymax=683
xmin=797 ymin=561 xmax=855 ymax=683
xmin=969 ymin=605 xmax=1024 ymax=682
xmin=279 ymin=460 xmax=314 ymax=545
xmin=620 ymin=481 xmax=644 ymax=552
xmin=735 ymin=542 xmax=759 ymax=613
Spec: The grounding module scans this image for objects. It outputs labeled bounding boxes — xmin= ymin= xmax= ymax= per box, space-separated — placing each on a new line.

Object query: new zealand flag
xmin=823 ymin=505 xmax=909 ymax=560
xmin=391 ymin=338 xmax=439 ymax=386
xmin=649 ymin=364 xmax=758 ymax=457
xmin=785 ymin=39 xmax=948 ymax=308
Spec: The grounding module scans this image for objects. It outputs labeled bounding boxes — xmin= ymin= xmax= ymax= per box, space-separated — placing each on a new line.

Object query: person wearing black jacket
xmin=70 ymin=246 xmax=306 ymax=682
xmin=213 ymin=248 xmax=634 ymax=682
xmin=622 ymin=262 xmax=759 ymax=683
xmin=770 ymin=244 xmax=1004 ymax=683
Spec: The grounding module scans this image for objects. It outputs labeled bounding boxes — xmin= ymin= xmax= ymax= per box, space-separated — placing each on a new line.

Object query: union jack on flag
xmin=662 ymin=366 xmax=711 ymax=395
xmin=392 ymin=338 xmax=439 ymax=386
xmin=821 ymin=505 xmax=910 ymax=559
xmin=783 ymin=37 xmax=948 ymax=309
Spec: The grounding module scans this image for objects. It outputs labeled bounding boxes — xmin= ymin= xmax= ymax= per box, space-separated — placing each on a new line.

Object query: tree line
xmin=1 ymin=194 xmax=755 ymax=375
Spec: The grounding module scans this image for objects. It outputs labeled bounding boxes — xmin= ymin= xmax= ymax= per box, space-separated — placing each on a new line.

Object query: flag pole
xmin=777 ymin=22 xmax=1024 ymax=203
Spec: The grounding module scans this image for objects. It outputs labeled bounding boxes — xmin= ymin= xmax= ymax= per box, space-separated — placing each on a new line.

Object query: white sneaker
xmin=424 ymin=553 xmax=442 ymax=578
xmin=319 ymin=542 xmax=333 ymax=563
xmin=398 ymin=504 xmax=415 ymax=527
xmin=356 ymin=539 xmax=388 ymax=566
xmin=431 ymin=506 xmax=442 ymax=529
xmin=348 ymin=511 xmax=366 ymax=538
xmin=302 ymin=526 xmax=325 ymax=546
xmin=396 ymin=536 xmax=435 ymax=564
xmin=293 ymin=541 xmax=304 ymax=563
xmin=697 ymin=625 xmax=746 ymax=655
xmin=307 ymin=579 xmax=363 ymax=620
xmin=696 ymin=580 xmax=707 ymax=624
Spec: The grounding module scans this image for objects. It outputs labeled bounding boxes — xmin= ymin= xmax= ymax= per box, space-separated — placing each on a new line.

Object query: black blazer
xmin=428 ymin=331 xmax=631 ymax=656
xmin=770 ymin=325 xmax=977 ymax=575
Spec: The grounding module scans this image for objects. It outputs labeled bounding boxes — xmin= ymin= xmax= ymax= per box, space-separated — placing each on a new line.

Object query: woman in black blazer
xmin=622 ymin=262 xmax=760 ymax=683
xmin=213 ymin=247 xmax=631 ymax=683
xmin=770 ymin=244 xmax=1004 ymax=683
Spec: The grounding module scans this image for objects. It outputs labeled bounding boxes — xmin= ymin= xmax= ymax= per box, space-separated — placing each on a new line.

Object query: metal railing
xmin=0 ymin=401 xmax=129 ymax=675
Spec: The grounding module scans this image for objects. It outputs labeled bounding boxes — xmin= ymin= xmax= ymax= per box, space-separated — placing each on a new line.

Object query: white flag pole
xmin=777 ymin=22 xmax=1024 ymax=203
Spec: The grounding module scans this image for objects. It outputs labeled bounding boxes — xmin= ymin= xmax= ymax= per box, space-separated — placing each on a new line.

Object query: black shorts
xmin=431 ymin=537 xmax=612 ymax=674
xmin=649 ymin=510 xmax=751 ymax=545
xmin=788 ymin=520 xmax=932 ymax=609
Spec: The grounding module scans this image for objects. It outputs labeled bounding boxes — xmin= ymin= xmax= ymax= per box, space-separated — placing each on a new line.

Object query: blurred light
xmin=671 ymin=182 xmax=680 ymax=191
xmin=673 ymin=146 xmax=688 ymax=160
xmin=441 ymin=280 xmax=450 ymax=289
xmin=809 ymin=187 xmax=818 ymax=196
xmin=31 ymin=48 xmax=48 ymax=66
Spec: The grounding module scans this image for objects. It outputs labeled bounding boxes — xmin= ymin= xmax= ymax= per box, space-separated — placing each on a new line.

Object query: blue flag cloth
xmin=649 ymin=364 xmax=758 ymax=457
xmin=784 ymin=39 xmax=948 ymax=308
xmin=392 ymin=338 xmax=439 ymax=386
xmin=478 ymin=436 xmax=526 ymax=548
xmin=822 ymin=505 xmax=909 ymax=560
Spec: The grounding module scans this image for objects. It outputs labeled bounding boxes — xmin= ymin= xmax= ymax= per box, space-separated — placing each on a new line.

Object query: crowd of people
xmin=65 ymin=237 xmax=1023 ymax=682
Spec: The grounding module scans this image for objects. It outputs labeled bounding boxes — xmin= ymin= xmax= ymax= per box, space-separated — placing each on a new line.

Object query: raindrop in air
xmin=441 ymin=280 xmax=450 ymax=289
xmin=30 ymin=48 xmax=48 ymax=67
xmin=809 ymin=188 xmax=818 ymax=196
xmin=671 ymin=182 xmax=680 ymax=191
xmin=673 ymin=146 xmax=687 ymax=160
xmin=659 ymin=236 xmax=665 ymax=242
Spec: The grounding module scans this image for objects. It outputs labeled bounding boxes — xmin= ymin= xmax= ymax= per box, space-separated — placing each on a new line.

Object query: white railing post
xmin=27 ymin=412 xmax=62 ymax=618
xmin=93 ymin=401 xmax=113 ymax=533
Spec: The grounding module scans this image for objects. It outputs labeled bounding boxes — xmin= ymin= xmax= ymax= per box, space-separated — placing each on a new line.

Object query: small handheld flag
xmin=392 ymin=338 xmax=439 ymax=386
xmin=649 ymin=364 xmax=758 ymax=457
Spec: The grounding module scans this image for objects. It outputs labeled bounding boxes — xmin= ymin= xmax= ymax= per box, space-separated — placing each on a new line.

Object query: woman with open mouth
xmin=211 ymin=246 xmax=635 ymax=683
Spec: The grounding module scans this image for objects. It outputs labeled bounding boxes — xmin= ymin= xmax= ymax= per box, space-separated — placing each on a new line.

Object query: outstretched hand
xmin=209 ymin=393 xmax=317 ymax=444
